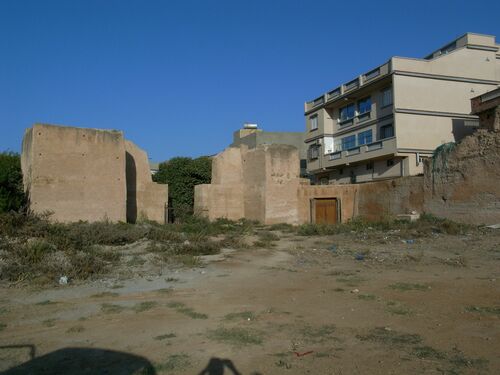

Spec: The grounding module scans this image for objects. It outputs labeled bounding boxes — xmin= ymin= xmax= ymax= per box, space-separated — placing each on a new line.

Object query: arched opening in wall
xmin=125 ymin=151 xmax=137 ymax=223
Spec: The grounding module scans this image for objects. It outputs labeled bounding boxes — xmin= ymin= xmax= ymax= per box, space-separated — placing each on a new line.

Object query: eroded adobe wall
xmin=264 ymin=145 xmax=301 ymax=224
xmin=423 ymin=130 xmax=500 ymax=225
xmin=194 ymin=144 xmax=302 ymax=224
xmin=357 ymin=177 xmax=425 ymax=221
xmin=194 ymin=147 xmax=246 ymax=221
xmin=22 ymin=123 xmax=127 ymax=222
xmin=125 ymin=140 xmax=168 ymax=224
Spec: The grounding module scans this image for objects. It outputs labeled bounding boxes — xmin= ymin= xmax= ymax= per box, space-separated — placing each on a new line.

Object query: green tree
xmin=0 ymin=152 xmax=25 ymax=212
xmin=153 ymin=156 xmax=211 ymax=220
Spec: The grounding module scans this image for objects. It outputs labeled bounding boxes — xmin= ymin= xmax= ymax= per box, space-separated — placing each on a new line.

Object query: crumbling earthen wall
xmin=423 ymin=130 xmax=500 ymax=225
xmin=194 ymin=144 xmax=301 ymax=224
xmin=22 ymin=123 xmax=168 ymax=223
xmin=125 ymin=141 xmax=168 ymax=223
xmin=22 ymin=124 xmax=127 ymax=222
xmin=195 ymin=130 xmax=500 ymax=225
xmin=357 ymin=177 xmax=425 ymax=221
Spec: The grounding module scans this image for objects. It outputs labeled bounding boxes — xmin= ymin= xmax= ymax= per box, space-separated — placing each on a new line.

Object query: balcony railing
xmin=327 ymin=137 xmax=396 ymax=162
xmin=305 ymin=61 xmax=391 ymax=113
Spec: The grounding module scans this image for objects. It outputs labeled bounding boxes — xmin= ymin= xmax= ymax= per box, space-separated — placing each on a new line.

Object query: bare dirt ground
xmin=0 ymin=228 xmax=499 ymax=374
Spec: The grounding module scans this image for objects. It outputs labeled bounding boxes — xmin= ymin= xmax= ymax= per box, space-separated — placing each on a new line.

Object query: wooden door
xmin=314 ymin=199 xmax=338 ymax=224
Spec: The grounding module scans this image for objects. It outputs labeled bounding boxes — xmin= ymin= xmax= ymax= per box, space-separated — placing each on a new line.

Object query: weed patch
xmin=91 ymin=292 xmax=119 ymax=298
xmin=133 ymin=301 xmax=158 ymax=313
xmin=465 ymin=305 xmax=500 ymax=316
xmin=389 ymin=282 xmax=430 ymax=291
xmin=299 ymin=324 xmax=337 ymax=343
xmin=167 ymin=302 xmax=208 ymax=319
xmin=224 ymin=311 xmax=256 ymax=321
xmin=154 ymin=333 xmax=176 ymax=341
xmin=357 ymin=327 xmax=422 ymax=346
xmin=100 ymin=303 xmax=126 ymax=314
xmin=66 ymin=325 xmax=85 ymax=333
xmin=155 ymin=354 xmax=191 ymax=372
xmin=358 ymin=294 xmax=376 ymax=301
xmin=208 ymin=327 xmax=263 ymax=346
xmin=411 ymin=346 xmax=446 ymax=360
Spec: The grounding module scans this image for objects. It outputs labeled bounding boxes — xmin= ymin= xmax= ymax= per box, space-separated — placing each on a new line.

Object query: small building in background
xmin=231 ymin=123 xmax=307 ymax=176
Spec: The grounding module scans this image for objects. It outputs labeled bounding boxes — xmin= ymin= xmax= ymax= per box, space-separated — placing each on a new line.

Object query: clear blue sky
xmin=1 ymin=0 xmax=499 ymax=161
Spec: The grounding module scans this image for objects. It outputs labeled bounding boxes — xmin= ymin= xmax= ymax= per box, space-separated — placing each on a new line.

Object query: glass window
xmin=380 ymin=124 xmax=394 ymax=139
xmin=358 ymin=130 xmax=373 ymax=145
xmin=382 ymin=87 xmax=393 ymax=107
xmin=310 ymin=115 xmax=318 ymax=130
xmin=308 ymin=145 xmax=319 ymax=160
xmin=358 ymin=97 xmax=372 ymax=115
xmin=339 ymin=104 xmax=355 ymax=122
xmin=341 ymin=135 xmax=356 ymax=150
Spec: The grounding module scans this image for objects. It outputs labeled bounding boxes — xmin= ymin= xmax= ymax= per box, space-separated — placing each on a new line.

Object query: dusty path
xmin=0 ymin=230 xmax=499 ymax=374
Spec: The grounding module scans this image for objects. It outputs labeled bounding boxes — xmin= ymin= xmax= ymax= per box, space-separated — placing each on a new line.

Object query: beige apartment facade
xmin=304 ymin=33 xmax=500 ymax=184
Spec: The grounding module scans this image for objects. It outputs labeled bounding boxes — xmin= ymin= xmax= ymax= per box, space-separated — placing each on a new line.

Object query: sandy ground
xmin=0 ymin=228 xmax=499 ymax=374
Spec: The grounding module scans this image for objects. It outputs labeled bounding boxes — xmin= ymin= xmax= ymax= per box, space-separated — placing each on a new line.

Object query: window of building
xmin=339 ymin=168 xmax=343 ymax=175
xmin=308 ymin=145 xmax=320 ymax=160
xmin=382 ymin=87 xmax=393 ymax=107
xmin=341 ymin=135 xmax=356 ymax=150
xmin=310 ymin=115 xmax=318 ymax=131
xmin=380 ymin=124 xmax=394 ymax=139
xmin=339 ymin=103 xmax=355 ymax=122
xmin=366 ymin=161 xmax=374 ymax=170
xmin=387 ymin=159 xmax=394 ymax=167
xmin=358 ymin=97 xmax=372 ymax=115
xmin=358 ymin=129 xmax=373 ymax=145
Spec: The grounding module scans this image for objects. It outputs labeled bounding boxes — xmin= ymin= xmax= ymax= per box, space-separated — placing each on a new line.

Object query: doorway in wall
xmin=313 ymin=198 xmax=338 ymax=224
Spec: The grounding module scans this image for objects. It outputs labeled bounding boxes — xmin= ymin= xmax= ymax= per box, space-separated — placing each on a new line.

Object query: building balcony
xmin=324 ymin=136 xmax=397 ymax=168
xmin=304 ymin=61 xmax=391 ymax=113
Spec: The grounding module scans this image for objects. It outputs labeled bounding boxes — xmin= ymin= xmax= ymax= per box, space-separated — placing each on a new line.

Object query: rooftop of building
xmin=305 ymin=32 xmax=499 ymax=114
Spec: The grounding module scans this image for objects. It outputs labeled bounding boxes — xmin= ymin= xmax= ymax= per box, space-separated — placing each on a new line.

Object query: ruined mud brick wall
xmin=423 ymin=130 xmax=500 ymax=225
xmin=22 ymin=124 xmax=127 ymax=222
xmin=194 ymin=144 xmax=301 ymax=224
xmin=194 ymin=147 xmax=245 ymax=221
xmin=259 ymin=145 xmax=300 ymax=224
xmin=125 ymin=141 xmax=168 ymax=223
xmin=22 ymin=124 xmax=168 ymax=224
xmin=356 ymin=177 xmax=425 ymax=221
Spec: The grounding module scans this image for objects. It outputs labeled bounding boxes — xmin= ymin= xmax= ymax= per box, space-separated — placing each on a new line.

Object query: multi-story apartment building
xmin=304 ymin=33 xmax=500 ymax=184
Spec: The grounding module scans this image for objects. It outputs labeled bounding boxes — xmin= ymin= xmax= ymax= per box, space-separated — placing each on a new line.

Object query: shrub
xmin=153 ymin=156 xmax=211 ymax=221
xmin=0 ymin=152 xmax=25 ymax=213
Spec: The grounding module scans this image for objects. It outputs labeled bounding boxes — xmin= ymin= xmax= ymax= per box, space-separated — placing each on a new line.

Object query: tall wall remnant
xmin=22 ymin=123 xmax=168 ymax=223
xmin=195 ymin=144 xmax=301 ymax=224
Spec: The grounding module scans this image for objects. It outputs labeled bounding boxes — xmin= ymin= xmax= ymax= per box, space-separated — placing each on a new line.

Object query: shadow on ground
xmin=0 ymin=345 xmax=156 ymax=375
xmin=198 ymin=357 xmax=242 ymax=375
